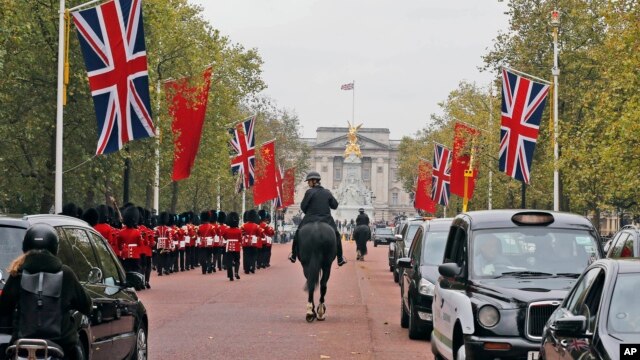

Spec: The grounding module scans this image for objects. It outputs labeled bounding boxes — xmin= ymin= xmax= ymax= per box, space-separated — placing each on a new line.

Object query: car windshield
xmin=608 ymin=273 xmax=640 ymax=334
xmin=471 ymin=228 xmax=599 ymax=279
xmin=404 ymin=225 xmax=420 ymax=251
xmin=422 ymin=231 xmax=448 ymax=266
xmin=0 ymin=226 xmax=27 ymax=286
xmin=376 ymin=228 xmax=393 ymax=236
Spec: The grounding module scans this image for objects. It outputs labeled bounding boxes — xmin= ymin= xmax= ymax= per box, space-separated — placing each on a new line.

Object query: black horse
xmin=297 ymin=222 xmax=336 ymax=322
xmin=352 ymin=224 xmax=371 ymax=261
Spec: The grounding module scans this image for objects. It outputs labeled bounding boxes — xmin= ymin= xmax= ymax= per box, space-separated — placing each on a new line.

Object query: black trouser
xmin=122 ymin=258 xmax=140 ymax=273
xmin=225 ymin=251 xmax=240 ymax=279
xmin=266 ymin=246 xmax=272 ymax=266
xmin=157 ymin=251 xmax=169 ymax=274
xmin=171 ymin=250 xmax=179 ymax=272
xmin=199 ymin=247 xmax=212 ymax=273
xmin=178 ymin=249 xmax=186 ymax=271
xmin=140 ymin=254 xmax=151 ymax=285
xmin=292 ymin=228 xmax=343 ymax=258
xmin=242 ymin=248 xmax=250 ymax=273
xmin=258 ymin=247 xmax=268 ymax=268
xmin=212 ymin=247 xmax=224 ymax=270
xmin=151 ymin=250 xmax=158 ymax=270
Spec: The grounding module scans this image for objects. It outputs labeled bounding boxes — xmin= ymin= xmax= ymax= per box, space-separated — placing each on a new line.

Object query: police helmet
xmin=23 ymin=223 xmax=59 ymax=255
xmin=358 ymin=208 xmax=365 ymax=213
xmin=305 ymin=171 xmax=321 ymax=182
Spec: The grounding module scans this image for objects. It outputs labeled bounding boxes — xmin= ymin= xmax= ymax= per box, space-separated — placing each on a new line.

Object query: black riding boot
xmin=289 ymin=229 xmax=299 ymax=263
xmin=335 ymin=230 xmax=346 ymax=266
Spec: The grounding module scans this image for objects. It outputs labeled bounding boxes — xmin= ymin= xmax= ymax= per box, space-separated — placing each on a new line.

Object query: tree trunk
xmin=39 ymin=125 xmax=56 ymax=213
xmin=84 ymin=188 xmax=95 ymax=210
xmin=123 ymin=157 xmax=131 ymax=204
xmin=170 ymin=181 xmax=178 ymax=213
xmin=145 ymin=183 xmax=153 ymax=210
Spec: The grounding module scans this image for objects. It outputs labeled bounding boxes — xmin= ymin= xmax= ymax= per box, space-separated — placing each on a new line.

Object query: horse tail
xmin=305 ymin=249 xmax=322 ymax=292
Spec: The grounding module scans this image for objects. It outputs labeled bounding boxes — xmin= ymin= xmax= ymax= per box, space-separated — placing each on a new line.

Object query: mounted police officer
xmin=288 ymin=171 xmax=346 ymax=266
xmin=356 ymin=208 xmax=370 ymax=226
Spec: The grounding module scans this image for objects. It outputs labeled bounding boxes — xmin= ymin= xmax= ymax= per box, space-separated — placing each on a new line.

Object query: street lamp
xmin=370 ymin=191 xmax=377 ymax=221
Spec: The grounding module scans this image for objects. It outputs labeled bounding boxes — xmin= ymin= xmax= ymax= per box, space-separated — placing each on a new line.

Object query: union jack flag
xmin=499 ymin=68 xmax=550 ymax=183
xmin=274 ymin=164 xmax=284 ymax=208
xmin=341 ymin=82 xmax=354 ymax=90
xmin=229 ymin=115 xmax=256 ymax=191
xmin=431 ymin=143 xmax=451 ymax=206
xmin=72 ymin=0 xmax=155 ymax=155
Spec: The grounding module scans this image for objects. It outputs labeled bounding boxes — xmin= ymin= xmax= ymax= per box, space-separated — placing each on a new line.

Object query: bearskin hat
xmin=258 ymin=209 xmax=267 ymax=221
xmin=210 ymin=210 xmax=218 ymax=223
xmin=97 ymin=205 xmax=109 ymax=224
xmin=217 ymin=211 xmax=227 ymax=224
xmin=200 ymin=211 xmax=210 ymax=223
xmin=243 ymin=211 xmax=249 ymax=223
xmin=61 ymin=203 xmax=78 ymax=217
xmin=123 ymin=206 xmax=140 ymax=228
xmin=168 ymin=214 xmax=176 ymax=226
xmin=227 ymin=212 xmax=240 ymax=228
xmin=158 ymin=212 xmax=170 ymax=226
xmin=193 ymin=213 xmax=201 ymax=226
xmin=83 ymin=208 xmax=99 ymax=226
xmin=137 ymin=207 xmax=146 ymax=225
xmin=76 ymin=207 xmax=83 ymax=219
xmin=247 ymin=209 xmax=260 ymax=224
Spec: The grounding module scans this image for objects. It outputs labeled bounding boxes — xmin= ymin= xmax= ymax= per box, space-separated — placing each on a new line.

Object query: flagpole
xmin=551 ymin=9 xmax=560 ymax=212
xmin=217 ymin=182 xmax=221 ymax=211
xmin=488 ymin=83 xmax=493 ymax=210
xmin=352 ymin=80 xmax=355 ymax=122
xmin=242 ymin=189 xmax=246 ymax=222
xmin=153 ymin=80 xmax=161 ymax=214
xmin=54 ymin=0 xmax=66 ymax=213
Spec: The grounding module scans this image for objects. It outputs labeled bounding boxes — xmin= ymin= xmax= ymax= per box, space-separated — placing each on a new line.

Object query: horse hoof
xmin=306 ymin=313 xmax=316 ymax=322
xmin=316 ymin=303 xmax=326 ymax=321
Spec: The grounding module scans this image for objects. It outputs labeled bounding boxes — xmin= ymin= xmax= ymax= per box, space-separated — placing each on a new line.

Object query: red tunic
xmin=260 ymin=222 xmax=275 ymax=247
xmin=186 ymin=224 xmax=197 ymax=247
xmin=94 ymin=223 xmax=118 ymax=254
xmin=222 ymin=227 xmax=243 ymax=252
xmin=212 ymin=223 xmax=224 ymax=248
xmin=138 ymin=225 xmax=154 ymax=256
xmin=118 ymin=227 xmax=144 ymax=259
xmin=198 ymin=223 xmax=215 ymax=248
xmin=241 ymin=222 xmax=263 ymax=248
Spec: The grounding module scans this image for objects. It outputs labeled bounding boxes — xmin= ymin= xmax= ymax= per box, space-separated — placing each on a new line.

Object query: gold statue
xmin=344 ymin=121 xmax=363 ymax=158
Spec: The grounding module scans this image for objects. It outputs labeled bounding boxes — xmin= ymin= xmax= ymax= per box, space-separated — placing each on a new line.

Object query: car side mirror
xmin=439 ymin=262 xmax=462 ymax=278
xmin=87 ymin=267 xmax=103 ymax=284
xmin=394 ymin=234 xmax=403 ymax=241
xmin=125 ymin=272 xmax=145 ymax=291
xmin=552 ymin=315 xmax=587 ymax=337
xmin=397 ymin=257 xmax=412 ymax=269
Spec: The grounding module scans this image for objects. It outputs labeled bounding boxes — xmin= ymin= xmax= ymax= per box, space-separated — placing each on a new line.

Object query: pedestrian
xmin=221 ymin=212 xmax=242 ymax=281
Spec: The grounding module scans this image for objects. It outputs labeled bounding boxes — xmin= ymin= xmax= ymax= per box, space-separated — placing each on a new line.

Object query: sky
xmin=191 ymin=0 xmax=510 ymax=139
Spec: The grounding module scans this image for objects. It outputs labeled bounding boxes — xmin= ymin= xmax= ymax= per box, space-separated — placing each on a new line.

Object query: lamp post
xmin=370 ymin=191 xmax=377 ymax=221
xmin=551 ymin=8 xmax=560 ymax=211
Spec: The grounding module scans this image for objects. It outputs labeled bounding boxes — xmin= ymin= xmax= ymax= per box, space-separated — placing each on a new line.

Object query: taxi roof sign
xmin=511 ymin=212 xmax=554 ymax=226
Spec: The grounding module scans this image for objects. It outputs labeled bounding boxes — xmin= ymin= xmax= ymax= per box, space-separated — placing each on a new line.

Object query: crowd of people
xmin=61 ymin=203 xmax=276 ymax=284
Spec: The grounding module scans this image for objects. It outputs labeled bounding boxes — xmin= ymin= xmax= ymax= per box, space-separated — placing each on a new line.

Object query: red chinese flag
xmin=414 ymin=160 xmax=437 ymax=213
xmin=166 ymin=67 xmax=212 ymax=181
xmin=450 ymin=122 xmax=480 ymax=198
xmin=282 ymin=167 xmax=296 ymax=207
xmin=253 ymin=140 xmax=278 ymax=205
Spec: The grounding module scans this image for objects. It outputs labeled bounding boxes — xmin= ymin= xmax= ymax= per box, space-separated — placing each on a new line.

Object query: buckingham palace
xmin=287 ymin=126 xmax=416 ymax=224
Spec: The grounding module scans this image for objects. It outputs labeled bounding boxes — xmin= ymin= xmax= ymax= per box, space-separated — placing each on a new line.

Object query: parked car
xmin=373 ymin=227 xmax=395 ymax=247
xmin=398 ymin=218 xmax=452 ymax=339
xmin=606 ymin=224 xmax=640 ymax=258
xmin=431 ymin=210 xmax=604 ymax=360
xmin=389 ymin=219 xmax=423 ymax=283
xmin=0 ymin=214 xmax=148 ymax=360
xmin=541 ymin=258 xmax=640 ymax=360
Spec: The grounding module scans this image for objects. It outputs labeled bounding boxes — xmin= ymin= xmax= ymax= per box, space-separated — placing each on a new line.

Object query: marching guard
xmin=217 ymin=211 xmax=228 ymax=270
xmin=138 ymin=207 xmax=154 ymax=289
xmin=118 ymin=206 xmax=144 ymax=273
xmin=155 ymin=212 xmax=173 ymax=276
xmin=198 ymin=211 xmax=215 ymax=274
xmin=221 ymin=212 xmax=242 ymax=281
xmin=241 ymin=209 xmax=262 ymax=274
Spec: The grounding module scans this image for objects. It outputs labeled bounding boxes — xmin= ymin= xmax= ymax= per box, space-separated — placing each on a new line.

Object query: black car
xmin=606 ymin=224 xmax=639 ymax=258
xmin=541 ymin=258 xmax=640 ymax=360
xmin=398 ymin=218 xmax=451 ymax=339
xmin=431 ymin=210 xmax=604 ymax=360
xmin=373 ymin=227 xmax=395 ymax=247
xmin=389 ymin=219 xmax=423 ymax=283
xmin=0 ymin=215 xmax=148 ymax=360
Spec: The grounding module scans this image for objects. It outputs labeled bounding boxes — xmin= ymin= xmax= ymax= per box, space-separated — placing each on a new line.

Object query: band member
xmin=169 ymin=214 xmax=180 ymax=273
xmin=176 ymin=213 xmax=187 ymax=272
xmin=221 ymin=212 xmax=242 ymax=281
xmin=262 ymin=213 xmax=275 ymax=268
xmin=155 ymin=212 xmax=173 ymax=276
xmin=118 ymin=206 xmax=144 ymax=273
xmin=217 ymin=211 xmax=228 ymax=270
xmin=184 ymin=212 xmax=196 ymax=270
xmin=257 ymin=210 xmax=272 ymax=269
xmin=138 ymin=207 xmax=154 ymax=289
xmin=241 ymin=209 xmax=262 ymax=274
xmin=189 ymin=213 xmax=200 ymax=269
xmin=197 ymin=211 xmax=215 ymax=274
xmin=209 ymin=210 xmax=223 ymax=272
xmin=94 ymin=205 xmax=119 ymax=256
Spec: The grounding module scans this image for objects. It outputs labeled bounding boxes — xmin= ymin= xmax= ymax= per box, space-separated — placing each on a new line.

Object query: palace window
xmin=334 ymin=168 xmax=342 ymax=181
xmin=377 ymin=166 xmax=383 ymax=173
xmin=363 ymin=167 xmax=370 ymax=180
xmin=392 ymin=192 xmax=398 ymax=205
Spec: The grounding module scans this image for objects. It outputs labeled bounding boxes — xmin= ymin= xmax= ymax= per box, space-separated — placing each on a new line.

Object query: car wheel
xmin=408 ymin=299 xmax=424 ymax=340
xmin=374 ymin=241 xmax=378 ymax=247
xmin=389 ymin=265 xmax=394 ymax=272
xmin=78 ymin=340 xmax=88 ymax=360
xmin=131 ymin=325 xmax=148 ymax=360
xmin=455 ymin=333 xmax=466 ymax=360
xmin=393 ymin=269 xmax=400 ymax=283
xmin=431 ymin=334 xmax=444 ymax=359
xmin=400 ymin=297 xmax=409 ymax=329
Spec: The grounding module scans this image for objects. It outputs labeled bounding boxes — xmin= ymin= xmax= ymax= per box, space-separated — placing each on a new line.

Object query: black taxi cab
xmin=431 ymin=210 xmax=603 ymax=360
